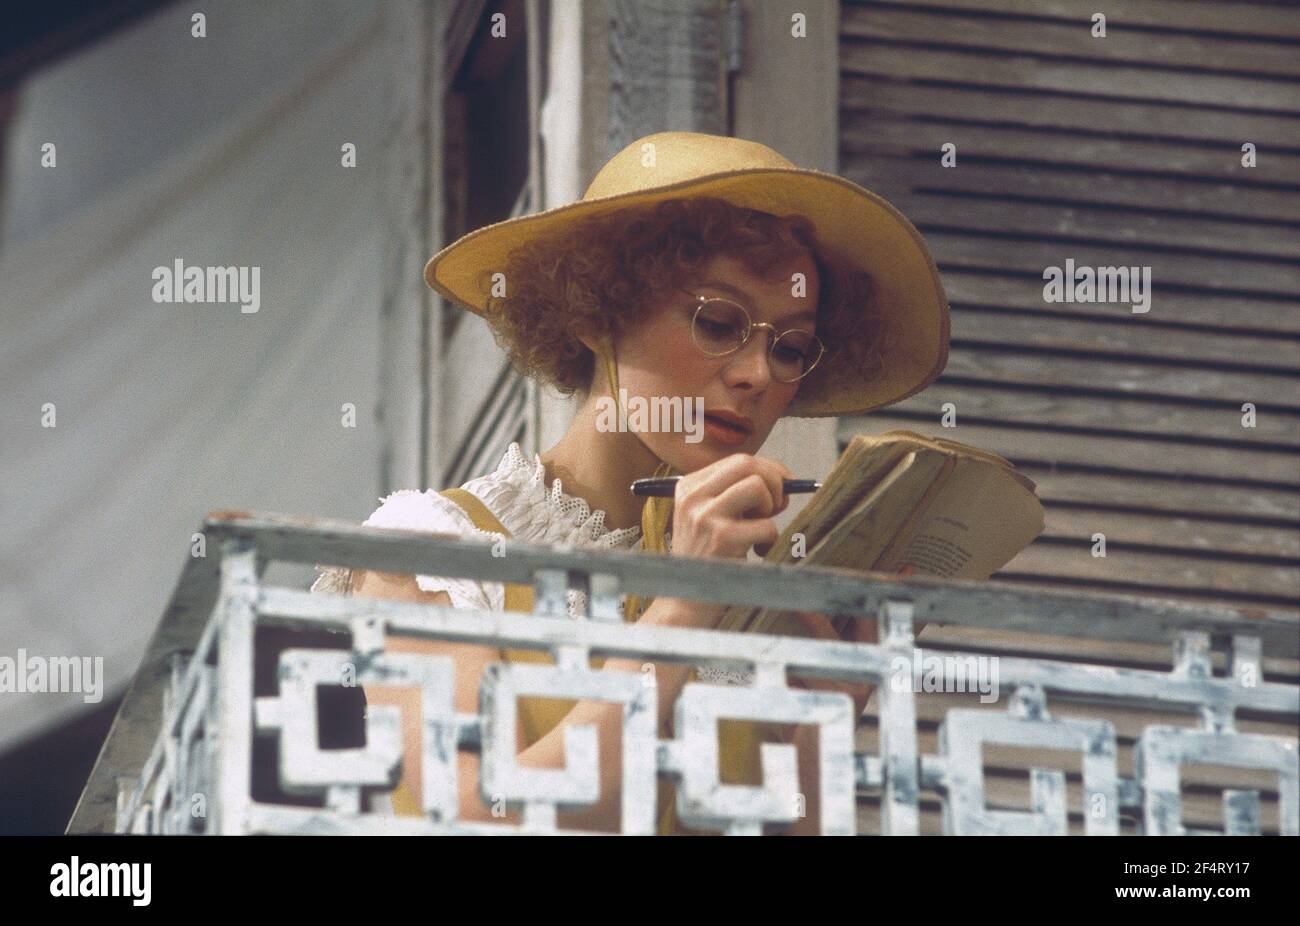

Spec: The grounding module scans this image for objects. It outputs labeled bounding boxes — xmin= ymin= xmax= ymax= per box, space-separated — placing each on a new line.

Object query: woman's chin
xmin=671 ymin=438 xmax=745 ymax=471
xmin=634 ymin=430 xmax=756 ymax=474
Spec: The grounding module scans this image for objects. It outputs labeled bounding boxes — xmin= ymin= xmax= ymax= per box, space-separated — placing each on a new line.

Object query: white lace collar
xmin=462 ymin=442 xmax=663 ymax=551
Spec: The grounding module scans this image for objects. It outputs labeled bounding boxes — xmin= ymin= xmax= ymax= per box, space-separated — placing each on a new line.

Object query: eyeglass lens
xmin=692 ymin=298 xmax=822 ymax=381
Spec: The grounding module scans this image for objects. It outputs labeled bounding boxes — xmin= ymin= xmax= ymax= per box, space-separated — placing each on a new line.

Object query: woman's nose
xmin=725 ymin=331 xmax=776 ymax=386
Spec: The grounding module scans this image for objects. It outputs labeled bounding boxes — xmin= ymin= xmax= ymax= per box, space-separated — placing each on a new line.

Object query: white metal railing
xmin=71 ymin=511 xmax=1299 ymax=835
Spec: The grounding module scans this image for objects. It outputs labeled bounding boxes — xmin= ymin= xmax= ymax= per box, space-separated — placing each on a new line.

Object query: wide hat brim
xmin=424 ymin=160 xmax=949 ymax=419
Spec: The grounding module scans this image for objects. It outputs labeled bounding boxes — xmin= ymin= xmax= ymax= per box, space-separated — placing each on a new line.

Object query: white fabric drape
xmin=0 ymin=1 xmax=409 ymax=751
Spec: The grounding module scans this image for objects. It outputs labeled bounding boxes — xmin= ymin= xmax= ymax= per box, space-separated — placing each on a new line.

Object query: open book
xmin=715 ymin=429 xmax=1046 ymax=636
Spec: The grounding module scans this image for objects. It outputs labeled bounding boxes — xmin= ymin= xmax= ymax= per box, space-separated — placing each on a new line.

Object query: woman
xmin=312 ymin=131 xmax=949 ymax=834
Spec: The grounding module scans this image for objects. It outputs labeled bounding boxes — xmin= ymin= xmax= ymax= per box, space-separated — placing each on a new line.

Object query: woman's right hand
xmin=645 ymin=453 xmax=796 ymax=631
xmin=668 ymin=452 xmax=796 ymax=561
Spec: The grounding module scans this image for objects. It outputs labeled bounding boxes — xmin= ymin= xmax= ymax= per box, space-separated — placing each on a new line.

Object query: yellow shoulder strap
xmin=439 ymin=488 xmax=543 ymax=617
xmin=437 ymin=488 xmax=568 ymax=742
xmin=437 ymin=486 xmax=549 ymax=643
xmin=407 ymin=487 xmax=784 ymax=835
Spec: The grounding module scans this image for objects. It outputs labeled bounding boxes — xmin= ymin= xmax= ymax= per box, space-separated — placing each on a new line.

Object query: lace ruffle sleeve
xmin=309 ymin=489 xmax=504 ymax=612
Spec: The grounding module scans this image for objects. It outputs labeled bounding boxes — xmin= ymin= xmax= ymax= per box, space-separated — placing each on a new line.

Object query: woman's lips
xmin=704 ymin=414 xmax=750 ymax=446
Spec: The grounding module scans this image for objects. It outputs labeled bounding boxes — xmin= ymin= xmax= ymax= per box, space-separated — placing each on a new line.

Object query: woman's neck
xmin=538 ymin=393 xmax=669 ymax=533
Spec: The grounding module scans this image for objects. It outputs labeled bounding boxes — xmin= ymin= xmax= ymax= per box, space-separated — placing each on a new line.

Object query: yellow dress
xmin=384 ymin=486 xmax=786 ymax=834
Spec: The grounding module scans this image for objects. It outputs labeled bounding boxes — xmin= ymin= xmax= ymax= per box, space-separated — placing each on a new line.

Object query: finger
xmin=752 ymin=458 xmax=792 ymax=517
xmin=707 ymin=472 xmax=777 ymax=520
xmin=754 ymin=525 xmax=780 ymax=554
xmin=682 ymin=453 xmax=761 ymax=502
xmin=719 ymin=517 xmax=780 ymax=557
xmin=687 ymin=455 xmax=791 ymax=515
xmin=768 ymin=459 xmax=797 ymax=515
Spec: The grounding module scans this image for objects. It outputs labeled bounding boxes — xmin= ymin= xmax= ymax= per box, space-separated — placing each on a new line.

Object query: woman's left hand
xmin=786 ymin=610 xmax=877 ymax=717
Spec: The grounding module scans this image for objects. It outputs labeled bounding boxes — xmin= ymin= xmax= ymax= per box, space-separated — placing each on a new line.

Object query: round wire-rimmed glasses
xmin=682 ymin=290 xmax=826 ymax=383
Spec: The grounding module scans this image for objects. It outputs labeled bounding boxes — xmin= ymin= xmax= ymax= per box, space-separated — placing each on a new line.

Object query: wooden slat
xmin=841 ymin=41 xmax=1300 ymax=113
xmin=935 ymin=733 xmax=1288 ymax=796
xmin=875 ymin=752 xmax=1290 ymax=831
xmin=996 ymin=543 xmax=1299 ymax=605
xmin=843 ymin=113 xmax=1300 ymax=186
xmin=991 ymin=571 xmax=1299 ymax=617
xmin=985 ymin=750 xmax=1284 ymax=805
xmin=850 ymin=0 xmax=1300 ymax=42
xmin=922 ymin=232 xmax=1300 ymax=298
xmin=1015 ymin=467 xmax=1300 ymax=523
xmin=842 ymin=3 xmax=1300 ymax=78
xmin=936 ymin=270 xmax=1300 ymax=335
xmin=1041 ymin=505 xmax=1300 ymax=561
xmin=842 ymin=155 xmax=1300 ymax=226
xmin=887 ymin=381 xmax=1300 ymax=446
xmin=937 ymin=349 xmax=1300 ymax=411
xmin=841 ymin=75 xmax=1300 ymax=151
xmin=947 ymin=310 xmax=1300 ymax=373
xmin=861 ymin=692 xmax=1298 ymax=750
xmin=919 ymin=623 xmax=1300 ymax=680
xmin=840 ymin=418 xmax=1300 ymax=486
xmin=880 ymin=188 xmax=1300 ymax=260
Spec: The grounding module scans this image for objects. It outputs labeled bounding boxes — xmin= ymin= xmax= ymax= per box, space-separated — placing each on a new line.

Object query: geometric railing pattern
xmin=83 ymin=512 xmax=1299 ymax=836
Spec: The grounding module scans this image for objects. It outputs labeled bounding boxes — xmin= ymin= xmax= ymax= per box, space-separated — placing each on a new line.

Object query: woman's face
xmin=600 ymin=250 xmax=822 ymax=474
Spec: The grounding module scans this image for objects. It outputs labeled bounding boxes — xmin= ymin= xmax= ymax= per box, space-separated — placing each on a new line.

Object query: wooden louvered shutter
xmin=838 ymin=0 xmax=1299 ymax=834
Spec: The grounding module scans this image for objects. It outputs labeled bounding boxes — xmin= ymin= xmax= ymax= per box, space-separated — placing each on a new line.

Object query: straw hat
xmin=423 ymin=130 xmax=949 ymax=418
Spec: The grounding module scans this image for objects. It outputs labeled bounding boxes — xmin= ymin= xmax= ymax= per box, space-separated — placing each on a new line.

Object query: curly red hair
xmin=476 ymin=196 xmax=886 ymax=396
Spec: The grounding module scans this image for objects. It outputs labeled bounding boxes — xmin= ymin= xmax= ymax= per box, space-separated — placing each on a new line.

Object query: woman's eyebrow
xmin=697 ymin=279 xmax=817 ymax=325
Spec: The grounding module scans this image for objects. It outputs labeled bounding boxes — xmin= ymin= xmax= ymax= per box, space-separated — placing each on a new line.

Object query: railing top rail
xmin=207 ymin=509 xmax=1297 ymax=652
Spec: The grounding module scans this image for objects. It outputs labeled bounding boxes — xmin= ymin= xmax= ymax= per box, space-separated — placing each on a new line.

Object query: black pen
xmin=631 ymin=475 xmax=821 ymax=497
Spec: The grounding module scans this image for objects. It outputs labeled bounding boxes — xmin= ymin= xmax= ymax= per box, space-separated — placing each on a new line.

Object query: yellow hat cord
xmin=600 ymin=335 xmax=675 ymax=621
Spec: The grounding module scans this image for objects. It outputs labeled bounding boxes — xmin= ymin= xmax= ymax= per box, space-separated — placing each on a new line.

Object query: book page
xmin=713 ymin=442 xmax=915 ymax=632
xmin=803 ymin=450 xmax=949 ymax=571
xmin=768 ymin=440 xmax=910 ymax=564
xmin=745 ymin=450 xmax=951 ymax=635
xmin=875 ymin=455 xmax=1043 ymax=580
xmin=876 ymin=429 xmax=1038 ymax=495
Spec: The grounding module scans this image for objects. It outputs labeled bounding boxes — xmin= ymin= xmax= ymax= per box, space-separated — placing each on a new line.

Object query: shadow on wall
xmin=0 ymin=694 xmax=121 ymax=835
